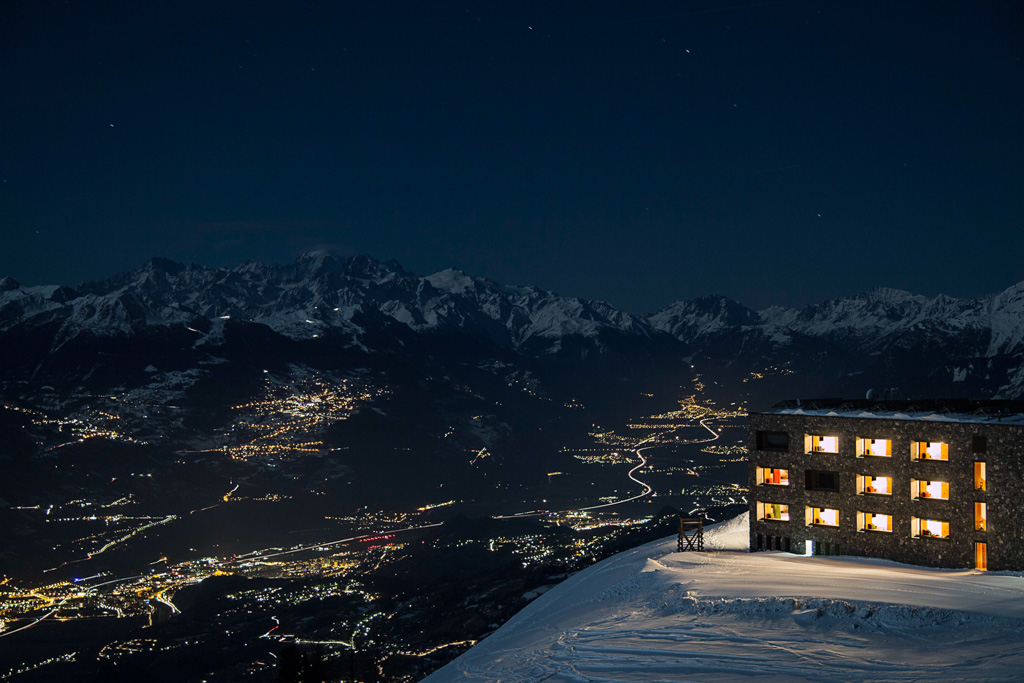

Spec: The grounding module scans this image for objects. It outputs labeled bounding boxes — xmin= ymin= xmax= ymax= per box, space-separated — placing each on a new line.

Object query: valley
xmin=1 ymin=254 xmax=1022 ymax=681
xmin=0 ymin=367 xmax=749 ymax=682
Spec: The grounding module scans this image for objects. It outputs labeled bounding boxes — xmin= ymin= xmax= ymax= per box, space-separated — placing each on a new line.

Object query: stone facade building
xmin=748 ymin=399 xmax=1024 ymax=570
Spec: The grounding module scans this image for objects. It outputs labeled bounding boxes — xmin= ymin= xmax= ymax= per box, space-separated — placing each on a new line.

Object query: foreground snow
xmin=424 ymin=514 xmax=1024 ymax=682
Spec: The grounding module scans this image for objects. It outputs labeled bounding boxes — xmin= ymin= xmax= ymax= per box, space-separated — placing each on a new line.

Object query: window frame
xmin=856 ymin=474 xmax=893 ymax=496
xmin=975 ymin=502 xmax=987 ymax=531
xmin=756 ymin=430 xmax=790 ymax=452
xmin=911 ymin=441 xmax=949 ymax=461
xmin=911 ymin=479 xmax=949 ymax=501
xmin=912 ymin=517 xmax=949 ymax=539
xmin=974 ymin=462 xmax=986 ymax=491
xmin=805 ymin=434 xmax=839 ymax=454
xmin=756 ymin=467 xmax=790 ymax=486
xmin=856 ymin=511 xmax=893 ymax=533
xmin=757 ymin=501 xmax=790 ymax=522
xmin=805 ymin=469 xmax=840 ymax=492
xmin=856 ymin=437 xmax=892 ymax=457
xmin=807 ymin=506 xmax=840 ymax=527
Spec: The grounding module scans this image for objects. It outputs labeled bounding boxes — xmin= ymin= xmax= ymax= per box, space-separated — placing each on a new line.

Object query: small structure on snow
xmin=677 ymin=517 xmax=704 ymax=552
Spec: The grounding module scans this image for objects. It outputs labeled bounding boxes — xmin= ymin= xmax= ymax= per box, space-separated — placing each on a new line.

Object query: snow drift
xmin=424 ymin=512 xmax=1024 ymax=682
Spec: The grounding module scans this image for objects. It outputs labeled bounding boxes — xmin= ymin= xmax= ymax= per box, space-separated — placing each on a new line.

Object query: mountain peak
xmin=863 ymin=286 xmax=922 ymax=304
xmin=340 ymin=254 xmax=407 ymax=280
xmin=0 ymin=276 xmax=20 ymax=291
xmin=296 ymin=249 xmax=340 ymax=270
xmin=647 ymin=295 xmax=761 ymax=343
xmin=144 ymin=257 xmax=187 ymax=275
xmin=426 ymin=267 xmax=478 ymax=295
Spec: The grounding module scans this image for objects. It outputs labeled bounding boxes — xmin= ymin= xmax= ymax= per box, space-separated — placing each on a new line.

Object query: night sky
xmin=2 ymin=1 xmax=1021 ymax=311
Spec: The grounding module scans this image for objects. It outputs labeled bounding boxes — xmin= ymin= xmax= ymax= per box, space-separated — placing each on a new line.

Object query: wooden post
xmin=678 ymin=517 xmax=704 ymax=552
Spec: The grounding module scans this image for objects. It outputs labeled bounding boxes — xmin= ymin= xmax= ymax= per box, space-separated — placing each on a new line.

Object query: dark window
xmin=757 ymin=430 xmax=789 ymax=451
xmin=806 ymin=469 xmax=840 ymax=492
xmin=973 ymin=435 xmax=987 ymax=454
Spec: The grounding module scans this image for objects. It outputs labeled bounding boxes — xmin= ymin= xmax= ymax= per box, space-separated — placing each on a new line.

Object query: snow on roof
xmin=769 ymin=408 xmax=1024 ymax=425
xmin=759 ymin=399 xmax=1024 ymax=425
xmin=424 ymin=513 xmax=1024 ymax=682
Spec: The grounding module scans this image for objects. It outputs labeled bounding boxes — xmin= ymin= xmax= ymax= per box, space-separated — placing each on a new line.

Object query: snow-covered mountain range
xmin=651 ymin=284 xmax=1024 ymax=358
xmin=2 ymin=252 xmax=1023 ymax=397
xmin=0 ymin=252 xmax=657 ymax=355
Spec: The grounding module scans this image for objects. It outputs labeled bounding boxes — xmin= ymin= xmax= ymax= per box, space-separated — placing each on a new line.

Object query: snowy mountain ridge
xmin=752 ymin=284 xmax=1024 ymax=356
xmin=0 ymin=252 xmax=660 ymax=354
xmin=646 ymin=295 xmax=762 ymax=344
xmin=2 ymin=253 xmax=1024 ymax=395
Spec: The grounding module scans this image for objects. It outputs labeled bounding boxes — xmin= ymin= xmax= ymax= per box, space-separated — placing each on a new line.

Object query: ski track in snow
xmin=424 ymin=514 xmax=1024 ymax=682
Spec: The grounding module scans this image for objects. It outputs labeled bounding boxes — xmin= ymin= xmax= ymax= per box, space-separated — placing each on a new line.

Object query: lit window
xmin=912 ymin=441 xmax=948 ymax=461
xmin=974 ymin=462 xmax=986 ymax=491
xmin=806 ymin=435 xmax=839 ymax=454
xmin=856 ymin=475 xmax=892 ymax=495
xmin=912 ymin=479 xmax=949 ymax=500
xmin=756 ymin=467 xmax=789 ymax=486
xmin=912 ymin=517 xmax=949 ymax=538
xmin=808 ymin=506 xmax=839 ymax=527
xmin=856 ymin=437 xmax=891 ymax=457
xmin=975 ymin=502 xmax=987 ymax=531
xmin=757 ymin=502 xmax=790 ymax=521
xmin=857 ymin=511 xmax=893 ymax=532
xmin=975 ymin=542 xmax=987 ymax=571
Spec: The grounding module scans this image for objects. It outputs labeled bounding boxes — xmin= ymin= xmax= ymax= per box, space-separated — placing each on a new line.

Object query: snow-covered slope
xmin=425 ymin=513 xmax=1024 ymax=682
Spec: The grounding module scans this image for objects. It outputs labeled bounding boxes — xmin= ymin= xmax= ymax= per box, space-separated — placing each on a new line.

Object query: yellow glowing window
xmin=974 ymin=462 xmax=986 ymax=491
xmin=913 ymin=479 xmax=949 ymax=500
xmin=806 ymin=435 xmax=839 ymax=454
xmin=975 ymin=502 xmax=987 ymax=531
xmin=913 ymin=517 xmax=949 ymax=538
xmin=809 ymin=506 xmax=839 ymax=527
xmin=912 ymin=441 xmax=948 ymax=461
xmin=757 ymin=502 xmax=790 ymax=521
xmin=975 ymin=542 xmax=987 ymax=571
xmin=857 ymin=475 xmax=892 ymax=495
xmin=857 ymin=511 xmax=893 ymax=532
xmin=856 ymin=438 xmax=892 ymax=457
xmin=756 ymin=467 xmax=789 ymax=486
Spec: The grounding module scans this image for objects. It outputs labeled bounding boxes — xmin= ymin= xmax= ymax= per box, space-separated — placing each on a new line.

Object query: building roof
xmin=756 ymin=398 xmax=1024 ymax=426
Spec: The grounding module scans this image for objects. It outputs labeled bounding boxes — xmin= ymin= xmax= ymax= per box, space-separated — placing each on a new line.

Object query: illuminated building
xmin=748 ymin=399 xmax=1024 ymax=570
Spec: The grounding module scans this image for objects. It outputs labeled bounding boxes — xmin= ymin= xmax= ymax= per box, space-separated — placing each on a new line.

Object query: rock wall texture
xmin=747 ymin=411 xmax=1024 ymax=570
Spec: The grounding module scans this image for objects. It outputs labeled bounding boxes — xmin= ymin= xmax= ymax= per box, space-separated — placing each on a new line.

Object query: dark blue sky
xmin=2 ymin=1 xmax=1021 ymax=311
